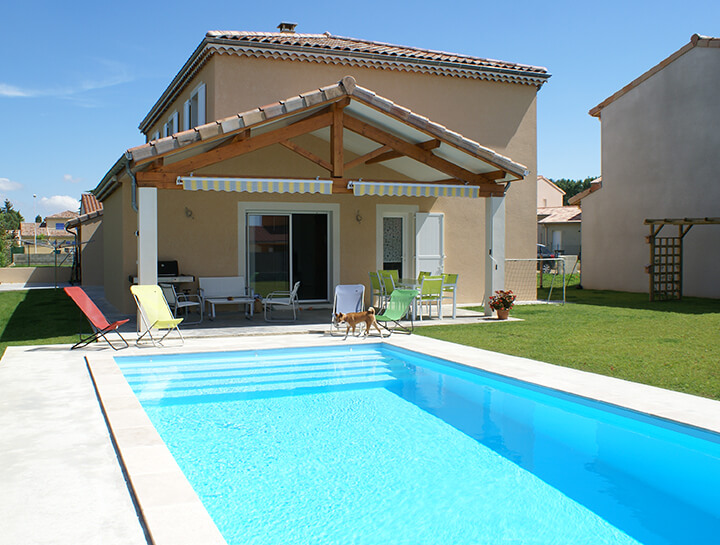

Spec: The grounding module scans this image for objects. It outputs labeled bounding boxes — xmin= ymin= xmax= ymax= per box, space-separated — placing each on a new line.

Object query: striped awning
xmin=177 ymin=177 xmax=333 ymax=195
xmin=349 ymin=181 xmax=479 ymax=198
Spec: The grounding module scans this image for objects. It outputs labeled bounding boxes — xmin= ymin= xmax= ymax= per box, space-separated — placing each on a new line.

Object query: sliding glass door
xmin=247 ymin=213 xmax=329 ymax=301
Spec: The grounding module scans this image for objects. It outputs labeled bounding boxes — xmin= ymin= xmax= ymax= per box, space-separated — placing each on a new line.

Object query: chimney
xmin=277 ymin=22 xmax=298 ymax=33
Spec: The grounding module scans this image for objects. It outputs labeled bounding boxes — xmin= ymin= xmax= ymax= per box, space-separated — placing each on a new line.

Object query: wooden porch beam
xmin=155 ymin=111 xmax=333 ymax=175
xmin=279 ymin=140 xmax=332 ymax=172
xmin=343 ymin=114 xmax=502 ymax=186
xmin=344 ymin=145 xmax=392 ymax=171
xmin=331 ymin=102 xmax=344 ymax=178
xmin=365 ymin=139 xmax=441 ymax=164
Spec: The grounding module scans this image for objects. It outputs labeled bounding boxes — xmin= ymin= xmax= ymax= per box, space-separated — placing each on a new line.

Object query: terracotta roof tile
xmin=537 ymin=206 xmax=582 ymax=223
xmin=80 ymin=194 xmax=103 ymax=215
xmin=206 ymin=31 xmax=549 ymax=77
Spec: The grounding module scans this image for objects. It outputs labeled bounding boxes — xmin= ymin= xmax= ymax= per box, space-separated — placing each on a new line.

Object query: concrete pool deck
xmin=3 ymin=333 xmax=720 ymax=545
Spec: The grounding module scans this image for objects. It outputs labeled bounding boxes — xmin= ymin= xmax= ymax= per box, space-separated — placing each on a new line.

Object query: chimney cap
xmin=277 ymin=22 xmax=298 ymax=33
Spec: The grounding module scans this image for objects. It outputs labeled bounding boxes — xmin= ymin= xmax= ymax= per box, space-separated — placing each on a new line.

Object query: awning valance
xmin=349 ymin=181 xmax=479 ymax=198
xmin=177 ymin=177 xmax=333 ymax=195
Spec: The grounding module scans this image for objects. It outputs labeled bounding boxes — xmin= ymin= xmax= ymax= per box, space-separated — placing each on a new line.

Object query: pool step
xmin=123 ymin=357 xmax=413 ymax=405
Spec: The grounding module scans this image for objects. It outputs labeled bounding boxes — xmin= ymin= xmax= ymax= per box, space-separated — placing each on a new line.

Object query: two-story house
xmin=90 ymin=24 xmax=550 ymax=313
xmin=584 ymin=34 xmax=720 ymax=299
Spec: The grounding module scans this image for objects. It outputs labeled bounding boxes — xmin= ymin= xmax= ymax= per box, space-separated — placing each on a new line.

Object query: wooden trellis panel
xmin=649 ymin=236 xmax=682 ymax=301
xmin=644 ymin=217 xmax=720 ymax=302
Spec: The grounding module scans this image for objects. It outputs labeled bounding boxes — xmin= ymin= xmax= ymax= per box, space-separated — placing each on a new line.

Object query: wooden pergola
xmin=644 ymin=217 xmax=720 ymax=301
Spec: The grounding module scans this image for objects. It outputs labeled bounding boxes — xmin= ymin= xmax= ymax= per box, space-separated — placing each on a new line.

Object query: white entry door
xmin=415 ymin=213 xmax=444 ymax=275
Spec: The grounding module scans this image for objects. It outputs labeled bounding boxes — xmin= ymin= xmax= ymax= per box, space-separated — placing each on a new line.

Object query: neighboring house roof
xmin=19 ymin=222 xmax=74 ymax=238
xmin=45 ymin=210 xmax=79 ymax=220
xmin=97 ymin=76 xmax=529 ymax=200
xmin=590 ymin=34 xmax=720 ymax=118
xmin=537 ymin=206 xmax=582 ymax=224
xmin=567 ymin=177 xmax=602 ymax=205
xmin=140 ymin=28 xmax=551 ymax=133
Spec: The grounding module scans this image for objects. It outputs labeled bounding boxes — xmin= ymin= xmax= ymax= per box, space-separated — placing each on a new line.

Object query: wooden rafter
xmin=366 ymin=139 xmax=440 ymax=164
xmin=279 ymin=140 xmax=332 ymax=172
xmin=344 ymin=145 xmax=392 ymax=171
xmin=152 ymin=111 xmax=333 ymax=175
xmin=343 ymin=114 xmax=502 ymax=188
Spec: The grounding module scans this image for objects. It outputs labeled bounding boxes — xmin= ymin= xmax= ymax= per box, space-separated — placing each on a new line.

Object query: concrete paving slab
xmin=0 ymin=346 xmax=148 ymax=545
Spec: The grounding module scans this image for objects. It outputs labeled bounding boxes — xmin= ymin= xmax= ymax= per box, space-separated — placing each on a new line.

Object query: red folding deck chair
xmin=63 ymin=286 xmax=129 ymax=350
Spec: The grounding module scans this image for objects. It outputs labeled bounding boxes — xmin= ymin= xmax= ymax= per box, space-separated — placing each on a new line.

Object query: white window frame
xmin=163 ymin=111 xmax=179 ymax=137
xmin=376 ymin=204 xmax=418 ymax=278
xmin=184 ymin=83 xmax=206 ymax=130
xmin=150 ymin=130 xmax=160 ymax=142
xmin=238 ymin=201 xmax=340 ymax=303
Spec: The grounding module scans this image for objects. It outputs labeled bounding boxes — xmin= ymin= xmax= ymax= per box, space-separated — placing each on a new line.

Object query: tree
xmin=551 ymin=177 xmax=599 ymax=205
xmin=35 ymin=214 xmax=42 ymax=223
xmin=0 ymin=199 xmax=24 ymax=231
xmin=0 ymin=199 xmax=24 ymax=267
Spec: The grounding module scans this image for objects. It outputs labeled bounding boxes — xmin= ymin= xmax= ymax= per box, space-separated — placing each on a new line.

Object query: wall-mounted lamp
xmin=356 ymin=210 xmax=363 ymax=224
xmin=185 ymin=207 xmax=194 ymax=219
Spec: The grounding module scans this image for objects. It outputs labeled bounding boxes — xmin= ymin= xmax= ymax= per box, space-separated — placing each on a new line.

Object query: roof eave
xmin=589 ymin=34 xmax=719 ymax=118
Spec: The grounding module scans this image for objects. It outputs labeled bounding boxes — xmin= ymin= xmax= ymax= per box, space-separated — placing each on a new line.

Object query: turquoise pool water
xmin=116 ymin=345 xmax=720 ymax=544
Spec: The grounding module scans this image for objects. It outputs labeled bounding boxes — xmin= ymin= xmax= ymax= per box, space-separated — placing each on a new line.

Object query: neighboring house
xmin=537 ymin=206 xmax=582 ymax=256
xmin=66 ymin=194 xmax=104 ymax=285
xmin=18 ymin=210 xmax=78 ymax=254
xmin=537 ymin=175 xmax=564 ymax=208
xmin=584 ymin=34 xmax=720 ymax=298
xmin=91 ymin=24 xmax=550 ymax=313
xmin=537 ymin=176 xmax=581 ymax=256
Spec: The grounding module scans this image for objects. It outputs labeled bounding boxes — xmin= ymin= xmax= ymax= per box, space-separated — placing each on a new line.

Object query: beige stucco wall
xmin=145 ymin=62 xmax=216 ymax=140
xmin=103 ymin=180 xmax=139 ymax=312
xmin=537 ymin=178 xmax=564 ymax=208
xmin=79 ymin=216 xmax=104 ymax=286
xmin=0 ymin=267 xmax=72 ymax=284
xmin=582 ymin=45 xmax=720 ymax=297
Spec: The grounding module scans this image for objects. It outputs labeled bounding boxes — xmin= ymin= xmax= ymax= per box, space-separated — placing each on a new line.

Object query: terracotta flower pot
xmin=496 ymin=308 xmax=509 ymax=320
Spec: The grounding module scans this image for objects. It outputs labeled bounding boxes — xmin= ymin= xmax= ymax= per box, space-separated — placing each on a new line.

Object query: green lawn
xmin=417 ymin=285 xmax=720 ymax=400
xmin=0 ymin=289 xmax=90 ymax=356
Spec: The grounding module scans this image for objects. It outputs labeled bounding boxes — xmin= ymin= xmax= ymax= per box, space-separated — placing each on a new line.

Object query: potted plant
xmin=489 ymin=289 xmax=516 ymax=320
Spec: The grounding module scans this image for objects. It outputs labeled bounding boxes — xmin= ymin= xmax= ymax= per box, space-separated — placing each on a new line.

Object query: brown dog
xmin=335 ymin=307 xmax=384 ymax=339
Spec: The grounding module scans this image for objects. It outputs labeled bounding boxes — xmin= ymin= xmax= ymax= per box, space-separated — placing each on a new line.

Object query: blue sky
xmin=1 ymin=0 xmax=717 ymax=218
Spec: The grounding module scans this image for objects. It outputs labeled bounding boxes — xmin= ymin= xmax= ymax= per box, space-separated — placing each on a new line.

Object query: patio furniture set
xmin=369 ymin=270 xmax=459 ymax=321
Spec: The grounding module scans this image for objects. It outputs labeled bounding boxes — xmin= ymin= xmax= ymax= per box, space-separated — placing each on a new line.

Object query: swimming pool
xmin=116 ymin=344 xmax=720 ymax=544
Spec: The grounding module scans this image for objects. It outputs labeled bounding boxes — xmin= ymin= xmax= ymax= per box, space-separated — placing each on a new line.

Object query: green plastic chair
xmin=130 ymin=285 xmax=184 ymax=346
xmin=379 ymin=269 xmax=399 ymax=282
xmin=416 ymin=276 xmax=444 ymax=320
xmin=376 ymin=289 xmax=418 ymax=335
xmin=368 ymin=271 xmax=384 ymax=308
xmin=442 ymin=273 xmax=459 ymax=319
xmin=378 ymin=270 xmax=396 ymax=306
xmin=417 ymin=271 xmax=431 ymax=283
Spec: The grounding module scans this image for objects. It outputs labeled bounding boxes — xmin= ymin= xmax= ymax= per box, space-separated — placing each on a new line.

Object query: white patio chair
xmin=331 ymin=284 xmax=365 ymax=335
xmin=263 ymin=281 xmax=301 ymax=322
xmin=160 ymin=283 xmax=203 ymax=324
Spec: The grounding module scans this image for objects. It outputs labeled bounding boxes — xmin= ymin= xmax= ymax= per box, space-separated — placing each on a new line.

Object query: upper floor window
xmin=150 ymin=130 xmax=160 ymax=142
xmin=183 ymin=83 xmax=206 ymax=131
xmin=163 ymin=111 xmax=179 ymax=137
xmin=55 ymin=222 xmax=65 ymax=230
